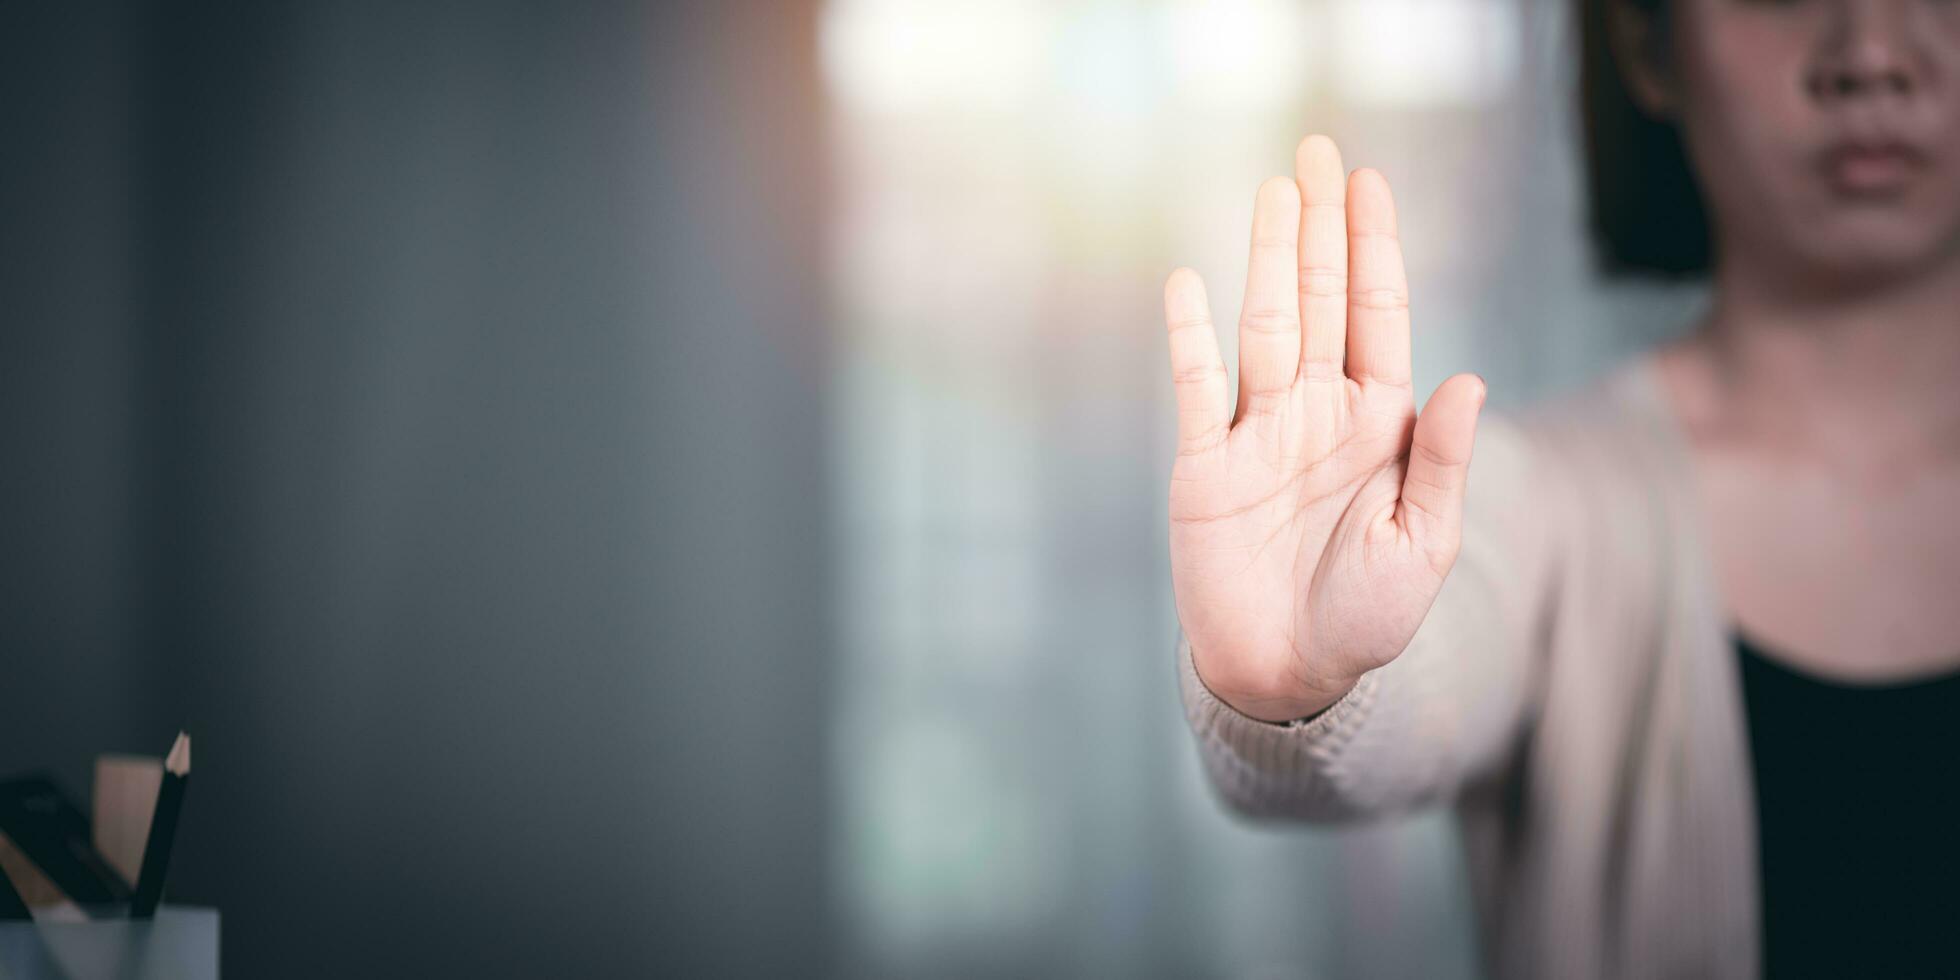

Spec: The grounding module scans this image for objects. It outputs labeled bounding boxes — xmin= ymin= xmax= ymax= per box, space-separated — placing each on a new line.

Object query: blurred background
xmin=2 ymin=0 xmax=1701 ymax=976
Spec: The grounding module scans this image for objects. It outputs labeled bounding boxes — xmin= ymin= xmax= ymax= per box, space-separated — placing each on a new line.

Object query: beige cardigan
xmin=1178 ymin=355 xmax=1760 ymax=979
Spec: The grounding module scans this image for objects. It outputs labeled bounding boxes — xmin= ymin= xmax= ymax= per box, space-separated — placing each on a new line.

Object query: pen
xmin=0 ymin=855 xmax=28 ymax=920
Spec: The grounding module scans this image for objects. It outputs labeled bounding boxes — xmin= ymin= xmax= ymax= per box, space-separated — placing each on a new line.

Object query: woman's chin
xmin=1778 ymin=218 xmax=1960 ymax=291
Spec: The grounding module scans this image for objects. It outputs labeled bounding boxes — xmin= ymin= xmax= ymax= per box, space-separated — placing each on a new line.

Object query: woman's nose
xmin=1805 ymin=0 xmax=1919 ymax=102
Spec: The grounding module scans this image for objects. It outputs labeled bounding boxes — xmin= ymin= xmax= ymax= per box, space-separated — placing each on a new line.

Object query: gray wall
xmin=1 ymin=4 xmax=155 ymax=794
xmin=2 ymin=2 xmax=829 ymax=976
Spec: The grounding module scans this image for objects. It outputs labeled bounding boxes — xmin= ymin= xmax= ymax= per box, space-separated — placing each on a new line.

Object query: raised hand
xmin=1165 ymin=136 xmax=1487 ymax=723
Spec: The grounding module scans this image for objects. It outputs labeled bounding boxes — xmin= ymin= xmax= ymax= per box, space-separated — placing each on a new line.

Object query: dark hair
xmin=1578 ymin=0 xmax=1711 ymax=276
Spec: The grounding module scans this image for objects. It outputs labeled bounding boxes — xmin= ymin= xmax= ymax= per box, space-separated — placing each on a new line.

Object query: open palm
xmin=1165 ymin=136 xmax=1487 ymax=723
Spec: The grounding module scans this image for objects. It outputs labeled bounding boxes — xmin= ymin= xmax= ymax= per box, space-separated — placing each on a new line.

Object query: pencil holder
xmin=0 ymin=906 xmax=217 ymax=980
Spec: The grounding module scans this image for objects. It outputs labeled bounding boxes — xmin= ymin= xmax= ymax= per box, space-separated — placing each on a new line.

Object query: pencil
xmin=128 ymin=732 xmax=190 ymax=919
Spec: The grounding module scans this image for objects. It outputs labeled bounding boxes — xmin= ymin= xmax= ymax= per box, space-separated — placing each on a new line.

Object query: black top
xmin=1737 ymin=630 xmax=1960 ymax=979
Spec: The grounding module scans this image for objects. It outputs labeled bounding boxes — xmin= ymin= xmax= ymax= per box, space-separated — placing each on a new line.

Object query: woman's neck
xmin=1668 ymin=248 xmax=1960 ymax=472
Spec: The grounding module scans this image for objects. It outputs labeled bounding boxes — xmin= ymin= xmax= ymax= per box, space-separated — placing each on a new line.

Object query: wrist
xmin=1230 ymin=680 xmax=1356 ymax=725
xmin=1188 ymin=647 xmax=1359 ymax=724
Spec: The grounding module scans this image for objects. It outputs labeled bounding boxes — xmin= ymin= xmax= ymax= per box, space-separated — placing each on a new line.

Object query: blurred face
xmin=1661 ymin=0 xmax=1960 ymax=286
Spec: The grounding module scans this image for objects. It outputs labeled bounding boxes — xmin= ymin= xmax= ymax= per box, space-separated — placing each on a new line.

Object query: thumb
xmin=1399 ymin=372 xmax=1486 ymax=564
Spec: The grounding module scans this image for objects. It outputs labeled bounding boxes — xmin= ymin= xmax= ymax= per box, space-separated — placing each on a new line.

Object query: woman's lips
xmin=1819 ymin=141 xmax=1926 ymax=196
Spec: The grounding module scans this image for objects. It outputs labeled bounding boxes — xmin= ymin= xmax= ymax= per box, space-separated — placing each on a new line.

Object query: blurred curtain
xmin=821 ymin=1 xmax=1702 ymax=977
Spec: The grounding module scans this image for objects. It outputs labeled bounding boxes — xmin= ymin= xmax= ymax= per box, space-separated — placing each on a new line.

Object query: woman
xmin=1161 ymin=1 xmax=1960 ymax=977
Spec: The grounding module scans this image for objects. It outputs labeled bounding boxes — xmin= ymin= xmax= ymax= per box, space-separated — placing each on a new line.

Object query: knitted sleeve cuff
xmin=1176 ymin=633 xmax=1381 ymax=818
